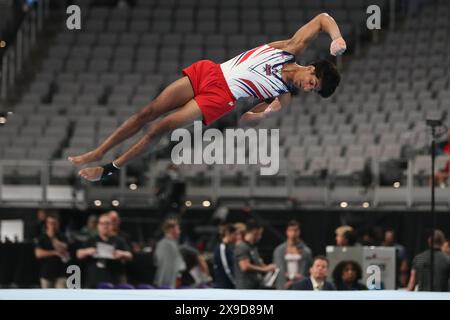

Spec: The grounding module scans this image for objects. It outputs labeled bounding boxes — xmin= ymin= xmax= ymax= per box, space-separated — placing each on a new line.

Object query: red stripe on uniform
xmin=240 ymin=78 xmax=264 ymax=100
xmin=237 ymin=84 xmax=252 ymax=97
xmin=236 ymin=45 xmax=263 ymax=66
xmin=257 ymin=81 xmax=272 ymax=97
xmin=254 ymin=46 xmax=276 ymax=57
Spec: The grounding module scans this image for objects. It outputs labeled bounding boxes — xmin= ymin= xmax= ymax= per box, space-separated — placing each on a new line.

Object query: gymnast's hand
xmin=78 ymin=166 xmax=104 ymax=182
xmin=263 ymin=98 xmax=282 ymax=117
xmin=330 ymin=37 xmax=346 ymax=56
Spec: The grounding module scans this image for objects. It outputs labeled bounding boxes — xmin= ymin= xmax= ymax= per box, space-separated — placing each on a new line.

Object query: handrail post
xmin=8 ymin=50 xmax=15 ymax=88
xmin=16 ymin=28 xmax=23 ymax=74
xmin=0 ymin=161 xmax=3 ymax=203
xmin=41 ymin=161 xmax=49 ymax=207
xmin=38 ymin=0 xmax=44 ymax=31
xmin=1 ymin=53 xmax=7 ymax=100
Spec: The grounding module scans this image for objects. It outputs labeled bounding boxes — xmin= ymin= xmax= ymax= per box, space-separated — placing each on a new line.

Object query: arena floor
xmin=0 ymin=289 xmax=449 ymax=300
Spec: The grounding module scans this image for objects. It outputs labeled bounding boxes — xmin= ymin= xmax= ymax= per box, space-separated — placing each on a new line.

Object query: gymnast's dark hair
xmin=311 ymin=59 xmax=340 ymax=98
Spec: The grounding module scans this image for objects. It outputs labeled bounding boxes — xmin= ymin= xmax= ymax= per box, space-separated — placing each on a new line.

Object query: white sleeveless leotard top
xmin=220 ymin=44 xmax=296 ymax=100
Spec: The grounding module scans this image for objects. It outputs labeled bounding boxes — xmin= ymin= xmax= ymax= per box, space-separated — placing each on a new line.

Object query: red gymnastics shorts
xmin=182 ymin=60 xmax=236 ymax=126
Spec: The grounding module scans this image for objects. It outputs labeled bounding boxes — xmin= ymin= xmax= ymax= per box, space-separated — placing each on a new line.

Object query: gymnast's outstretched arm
xmin=270 ymin=13 xmax=346 ymax=56
xmin=239 ymin=93 xmax=292 ymax=124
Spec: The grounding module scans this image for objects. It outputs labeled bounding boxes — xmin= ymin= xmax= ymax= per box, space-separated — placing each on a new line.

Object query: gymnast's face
xmin=292 ymin=66 xmax=321 ymax=92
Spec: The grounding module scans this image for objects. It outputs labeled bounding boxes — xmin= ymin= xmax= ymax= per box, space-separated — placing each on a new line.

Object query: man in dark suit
xmin=291 ymin=256 xmax=335 ymax=291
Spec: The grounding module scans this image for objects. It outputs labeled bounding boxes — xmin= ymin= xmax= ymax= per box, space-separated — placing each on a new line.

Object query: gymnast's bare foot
xmin=78 ymin=166 xmax=104 ymax=182
xmin=68 ymin=150 xmax=103 ymax=166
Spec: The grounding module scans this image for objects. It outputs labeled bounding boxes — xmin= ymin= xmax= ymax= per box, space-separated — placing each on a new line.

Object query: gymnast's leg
xmin=68 ymin=77 xmax=195 ymax=166
xmin=78 ymin=99 xmax=203 ymax=181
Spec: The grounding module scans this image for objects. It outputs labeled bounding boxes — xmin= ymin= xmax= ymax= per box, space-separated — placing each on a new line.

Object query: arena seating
xmin=1 ymin=0 xmax=449 ymax=208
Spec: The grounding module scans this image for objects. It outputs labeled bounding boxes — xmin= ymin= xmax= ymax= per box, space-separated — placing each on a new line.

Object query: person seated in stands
xmin=433 ymin=130 xmax=450 ymax=186
xmin=435 ymin=161 xmax=450 ymax=187
xmin=291 ymin=256 xmax=335 ymax=291
xmin=34 ymin=213 xmax=70 ymax=288
xmin=332 ymin=260 xmax=367 ymax=290
xmin=273 ymin=220 xmax=313 ymax=289
xmin=76 ymin=213 xmax=133 ymax=288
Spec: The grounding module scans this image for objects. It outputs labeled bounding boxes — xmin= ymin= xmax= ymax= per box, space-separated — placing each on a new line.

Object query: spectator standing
xmin=34 ymin=213 xmax=70 ymax=288
xmin=234 ymin=222 xmax=246 ymax=245
xmin=213 ymin=224 xmax=238 ymax=288
xmin=76 ymin=213 xmax=133 ymax=288
xmin=442 ymin=240 xmax=450 ymax=257
xmin=153 ymin=218 xmax=186 ymax=288
xmin=273 ymin=220 xmax=313 ymax=289
xmin=407 ymin=230 xmax=450 ymax=291
xmin=234 ymin=220 xmax=276 ymax=289
xmin=179 ymin=243 xmax=212 ymax=287
xmin=382 ymin=228 xmax=407 ymax=261
xmin=382 ymin=228 xmax=409 ymax=288
xmin=335 ymin=225 xmax=358 ymax=246
xmin=75 ymin=214 xmax=97 ymax=243
xmin=33 ymin=209 xmax=47 ymax=239
xmin=108 ymin=210 xmax=132 ymax=248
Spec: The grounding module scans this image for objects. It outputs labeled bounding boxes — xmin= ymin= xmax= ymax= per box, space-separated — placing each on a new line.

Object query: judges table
xmin=0 ymin=243 xmax=155 ymax=288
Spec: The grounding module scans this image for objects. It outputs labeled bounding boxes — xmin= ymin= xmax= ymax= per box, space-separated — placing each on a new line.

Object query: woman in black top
xmin=34 ymin=213 xmax=70 ymax=288
xmin=332 ymin=260 xmax=367 ymax=290
xmin=213 ymin=224 xmax=238 ymax=289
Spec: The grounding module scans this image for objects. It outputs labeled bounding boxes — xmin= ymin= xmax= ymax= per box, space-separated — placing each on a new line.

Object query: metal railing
xmin=0 ymin=156 xmax=449 ymax=209
xmin=0 ymin=0 xmax=49 ymax=102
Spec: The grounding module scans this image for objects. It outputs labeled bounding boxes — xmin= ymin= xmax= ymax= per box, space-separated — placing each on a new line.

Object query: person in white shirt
xmin=273 ymin=220 xmax=313 ymax=289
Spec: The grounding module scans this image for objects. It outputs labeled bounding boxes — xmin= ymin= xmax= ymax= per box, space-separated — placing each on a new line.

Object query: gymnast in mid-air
xmin=68 ymin=13 xmax=346 ymax=181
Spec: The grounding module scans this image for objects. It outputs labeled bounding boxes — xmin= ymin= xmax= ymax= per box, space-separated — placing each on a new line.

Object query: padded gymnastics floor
xmin=0 ymin=289 xmax=449 ymax=300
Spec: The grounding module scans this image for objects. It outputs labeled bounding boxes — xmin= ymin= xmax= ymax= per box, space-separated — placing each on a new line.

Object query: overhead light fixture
xmin=340 ymin=201 xmax=348 ymax=208
xmin=112 ymin=200 xmax=120 ymax=207
xmin=393 ymin=182 xmax=400 ymax=188
xmin=0 ymin=112 xmax=13 ymax=125
xmin=129 ymin=183 xmax=137 ymax=190
xmin=0 ymin=40 xmax=6 ymax=48
xmin=185 ymin=200 xmax=192 ymax=207
xmin=362 ymin=202 xmax=370 ymax=208
xmin=94 ymin=200 xmax=102 ymax=207
xmin=202 ymin=200 xmax=211 ymax=208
